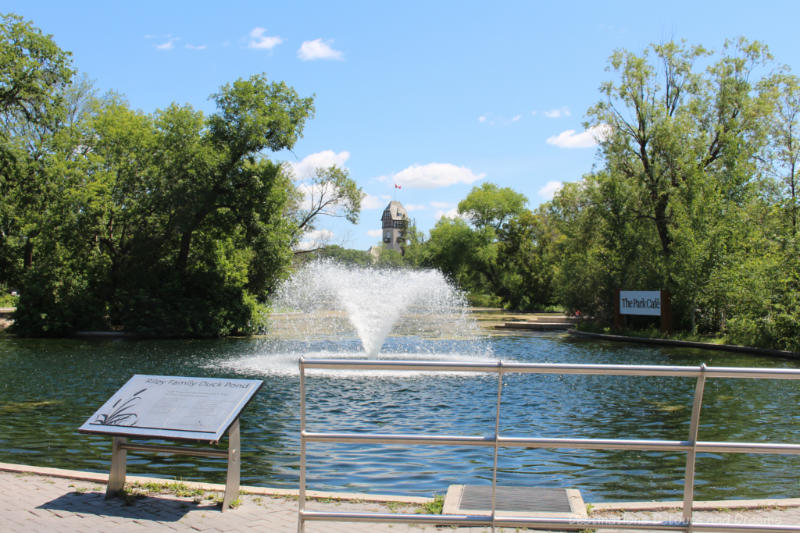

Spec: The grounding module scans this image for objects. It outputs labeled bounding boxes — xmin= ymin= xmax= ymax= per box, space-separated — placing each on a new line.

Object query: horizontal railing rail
xmin=300 ymin=358 xmax=800 ymax=379
xmin=302 ymin=431 xmax=800 ymax=454
xmin=298 ymin=358 xmax=800 ymax=533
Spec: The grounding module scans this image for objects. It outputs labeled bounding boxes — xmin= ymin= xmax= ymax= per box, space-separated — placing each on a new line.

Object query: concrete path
xmin=1 ymin=463 xmax=798 ymax=532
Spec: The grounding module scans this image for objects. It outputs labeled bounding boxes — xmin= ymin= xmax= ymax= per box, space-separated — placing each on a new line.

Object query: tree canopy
xmin=0 ymin=14 xmax=362 ymax=337
xmin=406 ymin=38 xmax=800 ymax=350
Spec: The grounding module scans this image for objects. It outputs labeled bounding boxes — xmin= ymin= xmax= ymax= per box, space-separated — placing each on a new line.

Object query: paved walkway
xmin=1 ymin=464 xmax=799 ymax=532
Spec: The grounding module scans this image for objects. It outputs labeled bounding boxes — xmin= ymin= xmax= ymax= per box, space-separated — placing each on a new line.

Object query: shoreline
xmin=2 ymin=461 xmax=799 ymax=512
xmin=2 ymin=306 xmax=798 ymax=360
xmin=568 ymin=329 xmax=800 ymax=359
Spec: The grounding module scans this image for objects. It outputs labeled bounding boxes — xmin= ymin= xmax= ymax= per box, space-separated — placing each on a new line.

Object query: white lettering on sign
xmin=620 ymin=291 xmax=661 ymax=316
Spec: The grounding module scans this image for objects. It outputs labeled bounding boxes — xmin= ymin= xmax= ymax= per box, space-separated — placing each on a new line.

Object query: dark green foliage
xmin=1 ymin=15 xmax=327 ymax=337
xmin=0 ymin=13 xmax=74 ymax=293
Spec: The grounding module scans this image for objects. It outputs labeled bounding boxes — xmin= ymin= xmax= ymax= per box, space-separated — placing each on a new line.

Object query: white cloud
xmin=430 ymin=201 xmax=453 ymax=209
xmin=298 ymin=38 xmax=343 ymax=61
xmin=404 ymin=204 xmax=427 ymax=211
xmin=390 ymin=163 xmax=484 ymax=189
xmin=288 ymin=150 xmax=351 ymax=181
xmin=543 ymin=106 xmax=571 ymax=118
xmin=436 ymin=207 xmax=461 ymax=220
xmin=248 ymin=27 xmax=283 ymax=50
xmin=295 ymin=229 xmax=334 ymax=251
xmin=538 ymin=181 xmax=564 ymax=200
xmin=185 ymin=43 xmax=207 ymax=50
xmin=477 ymin=112 xmax=524 ymax=126
xmin=362 ymin=193 xmax=384 ymax=210
xmin=155 ymin=37 xmax=178 ymax=50
xmin=546 ymin=124 xmax=610 ymax=148
xmin=367 ymin=229 xmax=383 ymax=238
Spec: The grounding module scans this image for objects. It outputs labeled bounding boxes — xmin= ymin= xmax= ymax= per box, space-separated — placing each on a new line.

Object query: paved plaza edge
xmin=1 ymin=461 xmax=799 ymax=533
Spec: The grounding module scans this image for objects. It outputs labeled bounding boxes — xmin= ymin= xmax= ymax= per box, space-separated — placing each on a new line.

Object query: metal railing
xmin=297 ymin=359 xmax=800 ymax=533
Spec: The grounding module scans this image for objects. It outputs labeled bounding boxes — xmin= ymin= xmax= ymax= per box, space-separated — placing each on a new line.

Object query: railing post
xmin=298 ymin=357 xmax=307 ymax=533
xmin=491 ymin=361 xmax=504 ymax=532
xmin=682 ymin=363 xmax=707 ymax=532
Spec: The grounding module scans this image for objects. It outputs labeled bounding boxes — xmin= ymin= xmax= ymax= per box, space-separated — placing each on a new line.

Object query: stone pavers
xmin=1 ymin=465 xmax=799 ymax=532
xmin=591 ymin=505 xmax=800 ymax=532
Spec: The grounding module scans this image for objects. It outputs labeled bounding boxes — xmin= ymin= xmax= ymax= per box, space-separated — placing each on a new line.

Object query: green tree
xmin=14 ymin=74 xmax=316 ymax=337
xmin=496 ymin=209 xmax=558 ymax=310
xmin=585 ymin=38 xmax=778 ymax=328
xmin=766 ymin=74 xmax=800 ymax=239
xmin=416 ymin=184 xmax=536 ymax=308
xmin=0 ymin=13 xmax=74 ymax=290
xmin=420 ymin=217 xmax=482 ymax=289
xmin=457 ymin=182 xmax=527 ymax=230
xmin=290 ymin=164 xmax=363 ymax=250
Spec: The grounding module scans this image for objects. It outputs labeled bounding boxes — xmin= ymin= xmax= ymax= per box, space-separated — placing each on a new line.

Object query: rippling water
xmin=0 ymin=333 xmax=797 ymax=502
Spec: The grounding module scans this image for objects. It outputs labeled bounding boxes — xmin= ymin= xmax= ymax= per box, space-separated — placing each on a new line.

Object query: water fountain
xmin=228 ymin=261 xmax=491 ymax=375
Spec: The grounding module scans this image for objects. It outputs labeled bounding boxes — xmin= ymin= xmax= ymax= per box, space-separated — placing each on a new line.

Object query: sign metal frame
xmin=79 ymin=374 xmax=263 ymax=511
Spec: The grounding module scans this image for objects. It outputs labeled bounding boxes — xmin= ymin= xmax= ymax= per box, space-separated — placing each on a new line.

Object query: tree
xmin=290 ymin=164 xmax=363 ymax=250
xmin=0 ymin=14 xmax=72 ymax=135
xmin=766 ymin=74 xmax=800 ymax=239
xmin=496 ymin=209 xmax=558 ymax=310
xmin=14 ymin=74 xmax=316 ymax=337
xmin=0 ymin=14 xmax=73 ymax=290
xmin=420 ymin=217 xmax=482 ymax=289
xmin=586 ymin=38 xmax=778 ymax=328
xmin=457 ymin=182 xmax=527 ymax=231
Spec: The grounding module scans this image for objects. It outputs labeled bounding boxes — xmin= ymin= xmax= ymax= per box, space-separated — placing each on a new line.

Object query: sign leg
xmin=106 ymin=436 xmax=128 ymax=498
xmin=222 ymin=418 xmax=241 ymax=511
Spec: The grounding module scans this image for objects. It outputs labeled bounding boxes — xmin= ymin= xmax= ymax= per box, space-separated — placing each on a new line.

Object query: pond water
xmin=0 ymin=332 xmax=797 ymax=502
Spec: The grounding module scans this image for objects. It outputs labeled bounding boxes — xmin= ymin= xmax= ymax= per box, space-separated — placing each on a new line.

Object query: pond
xmin=0 ymin=332 xmax=797 ymax=502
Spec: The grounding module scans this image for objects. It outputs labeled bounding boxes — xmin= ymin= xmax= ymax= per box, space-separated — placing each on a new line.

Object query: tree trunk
xmin=24 ymin=237 xmax=33 ymax=269
xmin=654 ymin=196 xmax=672 ymax=257
xmin=176 ymin=230 xmax=192 ymax=272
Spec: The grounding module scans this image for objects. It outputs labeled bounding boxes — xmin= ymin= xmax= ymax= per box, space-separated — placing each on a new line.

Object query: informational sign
xmin=79 ymin=375 xmax=262 ymax=442
xmin=619 ymin=290 xmax=662 ymax=316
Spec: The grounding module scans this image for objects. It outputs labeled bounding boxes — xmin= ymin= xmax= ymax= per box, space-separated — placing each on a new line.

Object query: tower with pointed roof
xmin=381 ymin=201 xmax=409 ymax=254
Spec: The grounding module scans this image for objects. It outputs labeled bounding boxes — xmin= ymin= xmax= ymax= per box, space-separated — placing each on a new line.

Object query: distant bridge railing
xmin=298 ymin=359 xmax=800 ymax=533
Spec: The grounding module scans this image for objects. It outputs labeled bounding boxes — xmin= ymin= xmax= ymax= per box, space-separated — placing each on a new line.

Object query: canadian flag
xmin=394 ymin=184 xmax=402 ymax=189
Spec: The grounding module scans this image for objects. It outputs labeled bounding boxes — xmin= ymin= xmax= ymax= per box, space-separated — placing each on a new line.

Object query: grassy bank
xmin=576 ymin=321 xmax=727 ymax=344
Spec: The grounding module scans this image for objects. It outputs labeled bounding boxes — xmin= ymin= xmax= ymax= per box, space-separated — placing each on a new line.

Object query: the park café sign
xmin=615 ymin=289 xmax=672 ymax=332
xmin=619 ymin=290 xmax=662 ymax=316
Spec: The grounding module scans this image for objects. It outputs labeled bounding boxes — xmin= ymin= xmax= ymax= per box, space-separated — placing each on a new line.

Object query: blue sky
xmin=7 ymin=1 xmax=800 ymax=250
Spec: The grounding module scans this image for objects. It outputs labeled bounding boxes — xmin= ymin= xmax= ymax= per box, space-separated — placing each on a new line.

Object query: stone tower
xmin=381 ymin=201 xmax=409 ymax=253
